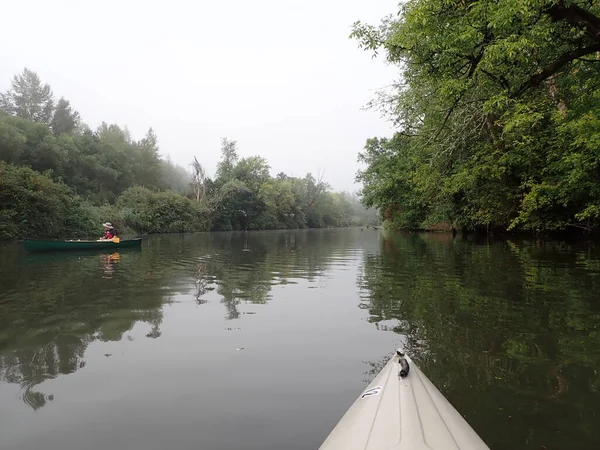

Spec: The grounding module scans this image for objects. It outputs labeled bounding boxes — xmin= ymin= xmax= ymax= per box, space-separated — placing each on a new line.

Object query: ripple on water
xmin=1 ymin=231 xmax=600 ymax=450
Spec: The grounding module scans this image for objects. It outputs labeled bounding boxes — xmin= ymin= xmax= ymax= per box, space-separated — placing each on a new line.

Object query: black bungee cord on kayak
xmin=396 ymin=349 xmax=410 ymax=378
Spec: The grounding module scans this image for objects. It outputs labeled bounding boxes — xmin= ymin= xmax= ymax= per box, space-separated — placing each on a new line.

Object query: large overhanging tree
xmin=354 ymin=0 xmax=600 ymax=232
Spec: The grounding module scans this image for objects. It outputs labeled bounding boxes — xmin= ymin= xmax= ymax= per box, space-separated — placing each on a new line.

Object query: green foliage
xmin=0 ymin=68 xmax=54 ymax=124
xmin=116 ymin=187 xmax=210 ymax=234
xmin=0 ymin=162 xmax=96 ymax=239
xmin=353 ymin=0 xmax=600 ymax=232
xmin=215 ymin=137 xmax=239 ymax=182
xmin=50 ymin=97 xmax=80 ymax=135
xmin=0 ymin=113 xmax=185 ymax=204
xmin=0 ymin=68 xmax=378 ymax=239
xmin=134 ymin=127 xmax=162 ymax=190
xmin=357 ymin=136 xmax=429 ymax=229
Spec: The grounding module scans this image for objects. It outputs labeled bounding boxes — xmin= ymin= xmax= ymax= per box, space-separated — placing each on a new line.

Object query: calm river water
xmin=1 ymin=229 xmax=599 ymax=449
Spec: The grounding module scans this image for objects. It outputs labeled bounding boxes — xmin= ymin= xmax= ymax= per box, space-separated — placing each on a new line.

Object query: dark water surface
xmin=1 ymin=229 xmax=599 ymax=450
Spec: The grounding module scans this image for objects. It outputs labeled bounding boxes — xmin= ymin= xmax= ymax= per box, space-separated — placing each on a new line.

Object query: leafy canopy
xmin=353 ymin=0 xmax=600 ymax=232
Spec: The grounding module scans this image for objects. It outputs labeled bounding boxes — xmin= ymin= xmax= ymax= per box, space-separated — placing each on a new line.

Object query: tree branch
xmin=514 ymin=43 xmax=600 ymax=96
xmin=479 ymin=68 xmax=510 ymax=91
xmin=547 ymin=2 xmax=600 ymax=42
xmin=567 ymin=223 xmax=593 ymax=232
xmin=431 ymin=95 xmax=462 ymax=142
xmin=430 ymin=50 xmax=484 ymax=140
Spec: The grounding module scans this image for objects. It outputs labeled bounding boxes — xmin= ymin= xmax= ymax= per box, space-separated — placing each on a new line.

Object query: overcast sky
xmin=0 ymin=0 xmax=397 ymax=191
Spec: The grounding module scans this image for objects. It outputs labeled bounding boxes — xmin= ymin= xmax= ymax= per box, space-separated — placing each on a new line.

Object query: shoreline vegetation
xmin=353 ymin=1 xmax=600 ymax=234
xmin=0 ymin=69 xmax=377 ymax=240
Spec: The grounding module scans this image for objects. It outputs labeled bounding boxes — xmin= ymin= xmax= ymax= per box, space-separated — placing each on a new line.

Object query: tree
xmin=190 ymin=156 xmax=207 ymax=202
xmin=357 ymin=136 xmax=429 ymax=229
xmin=0 ymin=162 xmax=96 ymax=239
xmin=216 ymin=138 xmax=238 ymax=182
xmin=233 ymin=156 xmax=270 ymax=190
xmin=135 ymin=127 xmax=162 ymax=188
xmin=0 ymin=67 xmax=361 ymax=236
xmin=160 ymin=157 xmax=190 ymax=193
xmin=0 ymin=68 xmax=54 ymax=124
xmin=351 ymin=0 xmax=600 ymax=119
xmin=0 ymin=116 xmax=28 ymax=164
xmin=351 ymin=0 xmax=600 ymax=232
xmin=50 ymin=98 xmax=80 ymax=135
xmin=301 ymin=172 xmax=329 ymax=210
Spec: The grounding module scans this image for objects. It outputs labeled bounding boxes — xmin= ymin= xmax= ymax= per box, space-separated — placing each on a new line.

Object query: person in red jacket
xmin=102 ymin=222 xmax=117 ymax=240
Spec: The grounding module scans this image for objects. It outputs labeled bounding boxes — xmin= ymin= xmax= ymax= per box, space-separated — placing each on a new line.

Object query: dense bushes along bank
xmin=0 ymin=162 xmax=206 ymax=239
xmin=0 ymin=161 xmax=376 ymax=240
xmin=0 ymin=69 xmax=376 ymax=239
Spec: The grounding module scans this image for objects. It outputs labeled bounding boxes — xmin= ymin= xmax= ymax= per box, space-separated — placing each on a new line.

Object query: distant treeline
xmin=0 ymin=68 xmax=377 ymax=239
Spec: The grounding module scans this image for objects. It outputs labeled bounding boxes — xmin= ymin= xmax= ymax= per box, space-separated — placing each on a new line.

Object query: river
xmin=0 ymin=229 xmax=599 ymax=449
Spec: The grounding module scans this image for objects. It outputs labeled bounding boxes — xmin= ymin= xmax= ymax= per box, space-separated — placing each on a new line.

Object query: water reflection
xmin=0 ymin=246 xmax=166 ymax=410
xmin=0 ymin=230 xmax=368 ymax=410
xmin=193 ymin=261 xmax=212 ymax=305
xmin=1 ymin=230 xmax=599 ymax=450
xmin=101 ymin=252 xmax=120 ymax=278
xmin=359 ymin=232 xmax=600 ymax=450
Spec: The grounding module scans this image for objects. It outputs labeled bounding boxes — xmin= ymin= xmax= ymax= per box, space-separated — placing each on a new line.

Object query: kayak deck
xmin=319 ymin=350 xmax=490 ymax=450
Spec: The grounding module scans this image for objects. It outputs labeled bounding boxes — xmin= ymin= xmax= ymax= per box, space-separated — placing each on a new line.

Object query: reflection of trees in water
xmin=358 ymin=232 xmax=600 ymax=449
xmin=21 ymin=385 xmax=54 ymax=410
xmin=0 ymin=230 xmax=370 ymax=409
xmin=362 ymin=355 xmax=390 ymax=384
xmin=0 ymin=249 xmax=169 ymax=410
xmin=197 ymin=230 xmax=364 ymax=320
xmin=0 ymin=335 xmax=88 ymax=410
xmin=194 ymin=261 xmax=214 ymax=305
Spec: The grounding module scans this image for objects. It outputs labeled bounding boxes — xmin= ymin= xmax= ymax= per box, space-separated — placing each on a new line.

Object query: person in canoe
xmin=101 ymin=222 xmax=118 ymax=241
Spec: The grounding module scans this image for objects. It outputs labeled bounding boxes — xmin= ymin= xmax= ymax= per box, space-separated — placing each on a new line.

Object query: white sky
xmin=0 ymin=0 xmax=397 ymax=191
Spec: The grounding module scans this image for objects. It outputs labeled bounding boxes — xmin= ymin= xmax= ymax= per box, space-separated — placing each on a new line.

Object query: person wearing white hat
xmin=101 ymin=222 xmax=118 ymax=240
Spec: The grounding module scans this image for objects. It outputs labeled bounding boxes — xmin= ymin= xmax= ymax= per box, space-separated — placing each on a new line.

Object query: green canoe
xmin=23 ymin=238 xmax=142 ymax=252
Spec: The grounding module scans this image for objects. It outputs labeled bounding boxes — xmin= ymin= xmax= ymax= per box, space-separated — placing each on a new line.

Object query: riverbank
xmin=379 ymin=221 xmax=600 ymax=238
xmin=1 ymin=162 xmax=375 ymax=240
xmin=353 ymin=0 xmax=600 ymax=235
